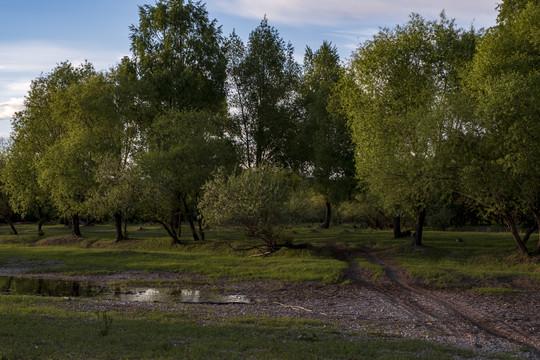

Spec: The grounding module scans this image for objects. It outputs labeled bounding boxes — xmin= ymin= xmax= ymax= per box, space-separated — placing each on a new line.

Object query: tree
xmin=84 ymin=58 xmax=149 ymax=242
xmin=338 ymin=13 xmax=477 ymax=246
xmin=138 ymin=110 xmax=236 ymax=244
xmin=129 ymin=0 xmax=227 ymax=115
xmin=1 ymin=139 xmax=52 ymax=235
xmin=226 ymin=17 xmax=301 ymax=167
xmin=200 ymin=165 xmax=294 ymax=254
xmin=38 ymin=69 xmax=123 ymax=237
xmin=462 ymin=0 xmax=540 ymax=255
xmin=0 ymin=139 xmax=19 ymax=235
xmin=300 ymin=41 xmax=356 ymax=228
xmin=129 ymin=0 xmax=232 ymax=243
xmin=9 ymin=61 xmax=97 ymax=236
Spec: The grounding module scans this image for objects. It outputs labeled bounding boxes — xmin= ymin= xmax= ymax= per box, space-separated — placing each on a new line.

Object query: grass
xmin=384 ymin=231 xmax=540 ymax=287
xmin=1 ymin=223 xmax=538 ymax=288
xmin=0 ymin=223 xmax=346 ymax=283
xmin=0 ymin=295 xmax=515 ymax=360
xmin=0 ymin=222 xmax=538 ymax=359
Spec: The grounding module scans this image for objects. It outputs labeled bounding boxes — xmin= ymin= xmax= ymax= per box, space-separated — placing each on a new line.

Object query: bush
xmin=199 ymin=165 xmax=294 ymax=253
xmin=336 ymin=193 xmax=392 ymax=229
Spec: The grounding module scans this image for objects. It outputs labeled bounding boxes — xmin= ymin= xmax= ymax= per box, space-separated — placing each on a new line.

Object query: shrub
xmin=200 ymin=165 xmax=294 ymax=254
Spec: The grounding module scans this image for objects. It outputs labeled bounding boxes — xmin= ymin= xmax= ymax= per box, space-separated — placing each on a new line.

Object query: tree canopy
xmin=4 ymin=0 xmax=540 ymax=258
xmin=337 ymin=13 xmax=478 ymax=245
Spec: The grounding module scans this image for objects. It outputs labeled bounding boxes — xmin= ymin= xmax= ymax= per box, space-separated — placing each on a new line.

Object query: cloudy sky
xmin=0 ymin=0 xmax=500 ymax=137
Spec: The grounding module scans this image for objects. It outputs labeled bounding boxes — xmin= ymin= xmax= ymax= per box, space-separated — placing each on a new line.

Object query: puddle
xmin=0 ymin=276 xmax=250 ymax=304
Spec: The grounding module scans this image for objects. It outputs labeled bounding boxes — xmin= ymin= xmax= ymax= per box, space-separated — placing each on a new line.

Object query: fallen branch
xmin=274 ymin=302 xmax=313 ymax=313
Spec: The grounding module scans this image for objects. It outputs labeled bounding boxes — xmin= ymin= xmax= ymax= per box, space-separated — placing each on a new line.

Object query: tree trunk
xmin=37 ymin=206 xmax=45 ymax=236
xmin=532 ymin=211 xmax=540 ymax=254
xmin=196 ymin=208 xmax=206 ymax=241
xmin=156 ymin=220 xmax=181 ymax=245
xmin=194 ymin=192 xmax=205 ymax=241
xmin=71 ymin=214 xmax=82 ymax=237
xmin=113 ymin=212 xmax=124 ymax=242
xmin=123 ymin=218 xmax=129 ymax=240
xmin=197 ymin=217 xmax=206 ymax=241
xmin=393 ymin=216 xmax=401 ymax=239
xmin=5 ymin=216 xmax=18 ymax=235
xmin=322 ymin=201 xmax=331 ymax=229
xmin=182 ymin=197 xmax=200 ymax=241
xmin=411 ymin=208 xmax=425 ymax=247
xmin=503 ymin=211 xmax=530 ymax=257
xmin=171 ymin=211 xmax=181 ymax=239
xmin=522 ymin=224 xmax=537 ymax=245
xmin=37 ymin=220 xmax=44 ymax=236
xmin=85 ymin=216 xmax=95 ymax=226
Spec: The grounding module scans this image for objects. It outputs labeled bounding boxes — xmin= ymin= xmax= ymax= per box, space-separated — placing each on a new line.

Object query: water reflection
xmin=0 ymin=276 xmax=250 ymax=304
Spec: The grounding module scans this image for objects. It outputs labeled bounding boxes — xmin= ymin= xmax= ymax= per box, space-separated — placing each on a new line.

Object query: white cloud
xmin=215 ymin=0 xmax=499 ymax=28
xmin=0 ymin=97 xmax=24 ymax=121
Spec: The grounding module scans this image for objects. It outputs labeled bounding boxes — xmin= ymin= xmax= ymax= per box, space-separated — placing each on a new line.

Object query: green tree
xmin=38 ymin=68 xmax=123 ymax=237
xmin=85 ymin=58 xmax=149 ymax=242
xmin=200 ymin=165 xmax=294 ymax=254
xmin=0 ymin=139 xmax=19 ymax=235
xmin=300 ymin=41 xmax=356 ymax=228
xmin=129 ymin=0 xmax=227 ymax=115
xmin=9 ymin=61 xmax=96 ymax=236
xmin=1 ymin=139 xmax=52 ymax=235
xmin=226 ymin=17 xmax=301 ymax=167
xmin=462 ymin=0 xmax=540 ymax=255
xmin=338 ymin=14 xmax=477 ymax=245
xmin=129 ymin=0 xmax=232 ymax=243
xmin=138 ymin=110 xmax=236 ymax=244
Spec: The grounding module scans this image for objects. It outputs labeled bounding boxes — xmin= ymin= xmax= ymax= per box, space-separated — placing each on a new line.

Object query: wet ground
xmin=1 ymin=250 xmax=539 ymax=359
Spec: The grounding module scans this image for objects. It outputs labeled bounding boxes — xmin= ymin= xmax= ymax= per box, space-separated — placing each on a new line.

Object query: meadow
xmin=0 ymin=222 xmax=538 ymax=359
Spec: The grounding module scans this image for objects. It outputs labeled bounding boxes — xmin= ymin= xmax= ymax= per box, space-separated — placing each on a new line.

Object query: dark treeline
xmin=1 ymin=0 xmax=539 ymax=256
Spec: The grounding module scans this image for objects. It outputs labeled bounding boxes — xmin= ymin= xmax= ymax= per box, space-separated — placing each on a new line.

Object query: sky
xmin=0 ymin=0 xmax=501 ymax=138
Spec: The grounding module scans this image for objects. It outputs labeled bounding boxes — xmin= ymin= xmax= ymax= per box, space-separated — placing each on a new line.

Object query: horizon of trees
xmin=1 ymin=0 xmax=539 ymax=256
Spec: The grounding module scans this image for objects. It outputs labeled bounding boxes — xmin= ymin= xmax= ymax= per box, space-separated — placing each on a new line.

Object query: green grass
xmin=0 ymin=223 xmax=346 ymax=283
xmin=0 ymin=222 xmax=537 ymax=359
xmin=385 ymin=231 xmax=540 ymax=287
xmin=1 ymin=223 xmax=539 ymax=288
xmin=277 ymin=225 xmax=540 ymax=288
xmin=0 ymin=295 xmax=514 ymax=360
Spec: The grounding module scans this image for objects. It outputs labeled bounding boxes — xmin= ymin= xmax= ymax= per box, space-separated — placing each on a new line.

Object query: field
xmin=0 ymin=222 xmax=539 ymax=359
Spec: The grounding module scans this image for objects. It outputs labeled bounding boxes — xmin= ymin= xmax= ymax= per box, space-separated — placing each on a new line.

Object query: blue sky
xmin=0 ymin=0 xmax=500 ymax=137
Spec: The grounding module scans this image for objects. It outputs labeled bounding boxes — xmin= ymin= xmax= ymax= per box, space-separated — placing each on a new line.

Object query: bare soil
xmin=2 ymin=246 xmax=539 ymax=359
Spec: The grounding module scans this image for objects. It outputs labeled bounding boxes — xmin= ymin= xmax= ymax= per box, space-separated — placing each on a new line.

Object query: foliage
xmin=336 ymin=193 xmax=393 ymax=229
xmin=299 ymin=41 xmax=356 ymax=227
xmin=200 ymin=165 xmax=295 ymax=253
xmin=0 ymin=139 xmax=19 ymax=235
xmin=129 ymin=0 xmax=233 ymax=243
xmin=461 ymin=0 xmax=540 ymax=255
xmin=338 ymin=13 xmax=478 ymax=245
xmin=138 ymin=109 xmax=236 ymax=243
xmin=225 ymin=17 xmax=301 ymax=167
xmin=8 ymin=62 xmax=110 ymax=236
xmin=129 ymin=0 xmax=227 ymax=114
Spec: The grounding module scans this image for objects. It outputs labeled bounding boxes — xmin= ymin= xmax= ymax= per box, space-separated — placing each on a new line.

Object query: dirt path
xmin=331 ymin=244 xmax=540 ymax=358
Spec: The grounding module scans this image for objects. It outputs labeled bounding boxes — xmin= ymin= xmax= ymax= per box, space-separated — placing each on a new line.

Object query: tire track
xmin=332 ymin=244 xmax=540 ymax=356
